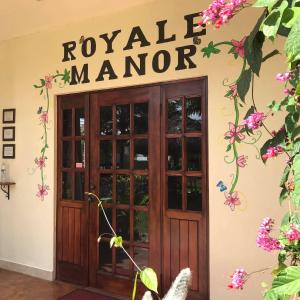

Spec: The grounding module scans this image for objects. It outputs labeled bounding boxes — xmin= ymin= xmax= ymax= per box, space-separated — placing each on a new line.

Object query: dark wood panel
xmin=62 ymin=207 xmax=69 ymax=262
xmin=68 ymin=208 xmax=75 ymax=263
xmin=179 ymin=220 xmax=189 ymax=270
xmin=189 ymin=221 xmax=199 ymax=291
xmin=170 ymin=219 xmax=180 ymax=282
xmin=74 ymin=208 xmax=81 ymax=265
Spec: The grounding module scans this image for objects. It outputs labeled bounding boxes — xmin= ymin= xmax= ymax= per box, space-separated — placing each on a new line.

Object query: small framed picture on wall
xmin=2 ymin=127 xmax=15 ymax=141
xmin=3 ymin=144 xmax=15 ymax=159
xmin=3 ymin=109 xmax=16 ymax=123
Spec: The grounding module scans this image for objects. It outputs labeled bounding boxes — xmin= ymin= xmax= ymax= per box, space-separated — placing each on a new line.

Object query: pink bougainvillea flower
xmin=34 ymin=157 xmax=46 ymax=169
xmin=224 ymin=191 xmax=240 ymax=210
xmin=275 ymin=72 xmax=292 ymax=82
xmin=231 ymin=37 xmax=246 ymax=58
xmin=256 ymin=217 xmax=283 ymax=252
xmin=228 ymin=268 xmax=247 ymax=289
xmin=236 ymin=155 xmax=248 ymax=167
xmin=285 ymin=224 xmax=300 ymax=242
xmin=224 ymin=122 xmax=245 ymax=144
xmin=36 ymin=184 xmax=50 ymax=198
xmin=199 ymin=0 xmax=248 ymax=28
xmin=243 ymin=112 xmax=266 ymax=130
xmin=39 ymin=112 xmax=48 ymax=124
xmin=45 ymin=75 xmax=54 ymax=89
xmin=262 ymin=146 xmax=283 ymax=161
xmin=284 ymin=88 xmax=295 ymax=96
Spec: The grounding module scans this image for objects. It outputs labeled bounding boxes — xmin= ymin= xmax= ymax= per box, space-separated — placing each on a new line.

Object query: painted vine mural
xmin=33 ymin=69 xmax=70 ymax=200
xmin=198 ymin=0 xmax=300 ymax=298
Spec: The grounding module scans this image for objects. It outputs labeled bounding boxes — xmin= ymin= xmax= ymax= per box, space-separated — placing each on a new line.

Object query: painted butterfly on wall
xmin=216 ymin=180 xmax=227 ymax=192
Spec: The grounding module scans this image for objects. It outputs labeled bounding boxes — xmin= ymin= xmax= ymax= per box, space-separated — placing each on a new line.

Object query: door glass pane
xmin=99 ymin=242 xmax=112 ymax=272
xmin=62 ymin=172 xmax=72 ymax=199
xmin=116 ymin=140 xmax=130 ymax=169
xmin=75 ymin=108 xmax=85 ymax=136
xmin=134 ymin=140 xmax=148 ymax=169
xmin=116 ymin=209 xmax=130 ymax=240
xmin=116 ymin=246 xmax=131 ymax=273
xmin=63 ymin=141 xmax=72 ymax=168
xmin=75 ymin=141 xmax=85 ymax=168
xmin=168 ymin=138 xmax=182 ymax=170
xmin=100 ymin=106 xmax=113 ymax=136
xmin=134 ymin=176 xmax=149 ymax=206
xmin=100 ymin=140 xmax=112 ymax=169
xmin=75 ymin=172 xmax=85 ymax=200
xmin=100 ymin=175 xmax=113 ymax=203
xmin=116 ymin=175 xmax=130 ymax=204
xmin=134 ymin=248 xmax=148 ymax=271
xmin=134 ymin=211 xmax=148 ymax=243
xmin=168 ymin=176 xmax=182 ymax=209
xmin=99 ymin=208 xmax=112 ymax=234
xmin=187 ymin=177 xmax=202 ymax=211
xmin=168 ymin=99 xmax=182 ymax=133
xmin=134 ymin=103 xmax=148 ymax=134
xmin=116 ymin=104 xmax=130 ymax=135
xmin=63 ymin=109 xmax=72 ymax=136
xmin=187 ymin=138 xmax=201 ymax=171
xmin=186 ymin=96 xmax=201 ymax=131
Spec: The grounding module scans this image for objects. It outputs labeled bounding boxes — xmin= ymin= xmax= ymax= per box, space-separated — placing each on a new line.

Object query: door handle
xmin=90 ymin=183 xmax=96 ymax=191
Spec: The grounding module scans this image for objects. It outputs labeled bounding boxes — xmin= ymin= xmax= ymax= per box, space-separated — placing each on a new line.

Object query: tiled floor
xmin=0 ymin=269 xmax=77 ymax=300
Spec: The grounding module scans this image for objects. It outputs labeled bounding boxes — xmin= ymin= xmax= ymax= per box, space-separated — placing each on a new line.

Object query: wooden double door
xmin=56 ymin=78 xmax=208 ymax=299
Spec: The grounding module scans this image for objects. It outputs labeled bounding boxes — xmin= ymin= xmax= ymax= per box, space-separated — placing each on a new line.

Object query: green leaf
xmin=262 ymin=1 xmax=288 ymax=38
xmin=140 ymin=268 xmax=158 ymax=293
xmin=280 ymin=165 xmax=291 ymax=187
xmin=201 ymin=41 xmax=221 ymax=58
xmin=226 ymin=144 xmax=232 ymax=152
xmin=268 ymin=266 xmax=300 ymax=296
xmin=132 ymin=272 xmax=139 ymax=300
xmin=282 ymin=8 xmax=300 ymax=28
xmin=292 ymin=126 xmax=300 ymax=140
xmin=110 ymin=236 xmax=123 ymax=248
xmin=285 ymin=15 xmax=300 ymax=63
xmin=279 ymin=188 xmax=288 ymax=205
xmin=285 ymin=113 xmax=297 ymax=136
xmin=281 ymin=212 xmax=300 ymax=228
xmin=237 ymin=68 xmax=252 ymax=102
xmin=253 ymin=0 xmax=279 ymax=10
xmin=262 ymin=49 xmax=280 ymax=62
xmin=296 ymin=82 xmax=300 ymax=95
xmin=245 ymin=12 xmax=266 ymax=75
xmin=292 ymin=154 xmax=300 ymax=207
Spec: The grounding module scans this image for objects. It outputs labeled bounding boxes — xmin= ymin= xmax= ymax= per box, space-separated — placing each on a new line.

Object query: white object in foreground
xmin=141 ymin=268 xmax=191 ymax=300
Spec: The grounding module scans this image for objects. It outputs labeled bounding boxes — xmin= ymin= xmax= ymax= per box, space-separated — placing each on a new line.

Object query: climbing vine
xmin=199 ymin=0 xmax=300 ymax=298
xmin=33 ymin=69 xmax=70 ymax=200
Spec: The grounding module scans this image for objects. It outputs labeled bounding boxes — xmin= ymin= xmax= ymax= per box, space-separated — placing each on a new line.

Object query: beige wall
xmin=0 ymin=1 xmax=287 ymax=299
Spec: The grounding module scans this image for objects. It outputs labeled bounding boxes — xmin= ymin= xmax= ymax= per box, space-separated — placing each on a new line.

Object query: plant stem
xmin=87 ymin=192 xmax=142 ymax=273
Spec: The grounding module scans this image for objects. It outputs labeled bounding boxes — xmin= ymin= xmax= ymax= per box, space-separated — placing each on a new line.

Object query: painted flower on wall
xmin=231 ymin=37 xmax=246 ymax=58
xmin=36 ymin=184 xmax=50 ymax=199
xmin=34 ymin=157 xmax=46 ymax=169
xmin=224 ymin=191 xmax=240 ymax=210
xmin=39 ymin=112 xmax=48 ymax=124
xmin=33 ymin=69 xmax=70 ymax=200
xmin=224 ymin=122 xmax=245 ymax=144
xmin=45 ymin=75 xmax=54 ymax=89
xmin=236 ymin=155 xmax=247 ymax=167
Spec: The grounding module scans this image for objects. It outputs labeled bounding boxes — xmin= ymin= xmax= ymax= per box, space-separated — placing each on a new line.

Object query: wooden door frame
xmin=55 ymin=76 xmax=209 ymax=298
